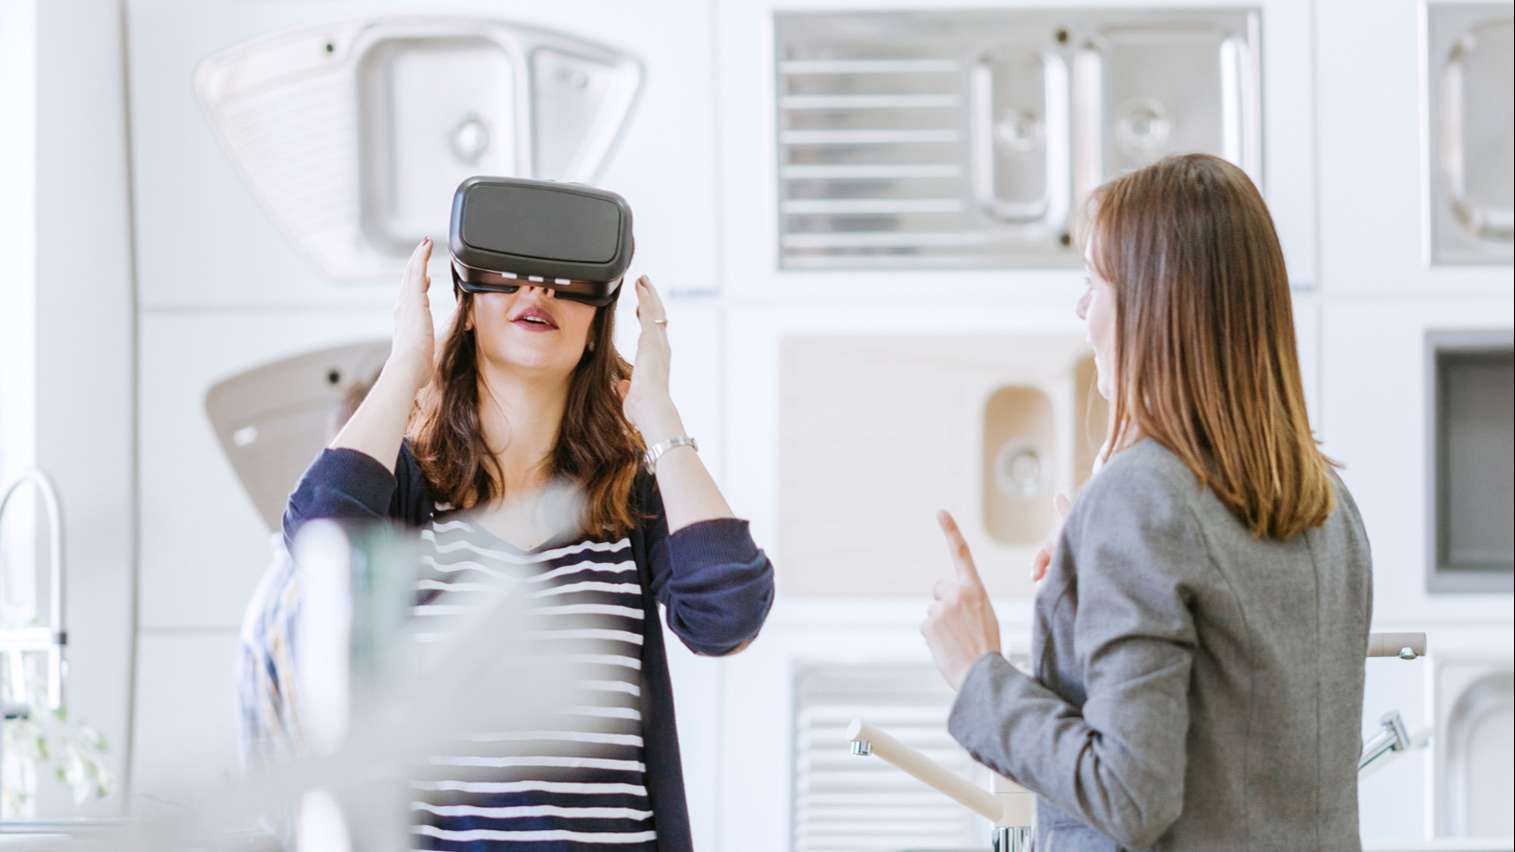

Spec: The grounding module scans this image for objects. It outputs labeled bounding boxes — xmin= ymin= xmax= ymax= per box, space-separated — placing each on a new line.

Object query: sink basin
xmin=1437 ymin=661 xmax=1515 ymax=837
xmin=981 ymin=352 xmax=1106 ymax=549
xmin=982 ymin=385 xmax=1055 ymax=546
xmin=1082 ymin=21 xmax=1258 ymax=187
xmin=357 ymin=34 xmax=520 ymax=253
xmin=1426 ymin=5 xmax=1514 ymax=263
xmin=205 ymin=339 xmax=389 ymax=530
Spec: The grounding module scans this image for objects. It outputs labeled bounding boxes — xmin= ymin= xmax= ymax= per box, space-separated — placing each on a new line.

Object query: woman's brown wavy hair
xmin=1086 ymin=153 xmax=1337 ymax=540
xmin=406 ymin=290 xmax=645 ymax=539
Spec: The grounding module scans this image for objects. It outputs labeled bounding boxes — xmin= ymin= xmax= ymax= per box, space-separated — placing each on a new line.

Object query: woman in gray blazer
xmin=921 ymin=154 xmax=1373 ymax=851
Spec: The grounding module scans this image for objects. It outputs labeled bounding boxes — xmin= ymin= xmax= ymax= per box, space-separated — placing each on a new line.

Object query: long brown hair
xmin=407 ymin=290 xmax=645 ymax=538
xmin=1087 ymin=154 xmax=1336 ymax=540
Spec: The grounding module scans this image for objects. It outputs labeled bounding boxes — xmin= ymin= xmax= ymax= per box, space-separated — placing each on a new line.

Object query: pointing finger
xmin=937 ymin=510 xmax=984 ymax=589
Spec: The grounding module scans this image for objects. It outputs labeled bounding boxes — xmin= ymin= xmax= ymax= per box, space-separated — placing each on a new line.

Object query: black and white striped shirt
xmin=409 ymin=516 xmax=658 ymax=850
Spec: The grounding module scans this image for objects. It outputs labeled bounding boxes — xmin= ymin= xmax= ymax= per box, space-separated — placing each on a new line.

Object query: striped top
xmin=283 ymin=445 xmax=777 ymax=852
xmin=409 ymin=516 xmax=658 ymax=850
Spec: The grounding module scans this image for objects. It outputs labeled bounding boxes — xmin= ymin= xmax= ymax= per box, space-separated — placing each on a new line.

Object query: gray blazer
xmin=949 ymin=439 xmax=1373 ymax=850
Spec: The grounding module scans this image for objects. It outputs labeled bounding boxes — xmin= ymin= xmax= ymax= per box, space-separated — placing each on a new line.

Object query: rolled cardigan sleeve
xmin=947 ymin=462 xmax=1203 ymax=850
xmin=281 ymin=444 xmax=433 ymax=551
xmin=638 ymin=475 xmax=775 ymax=656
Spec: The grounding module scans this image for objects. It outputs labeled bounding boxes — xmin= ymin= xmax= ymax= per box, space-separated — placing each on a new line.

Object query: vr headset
xmin=449 ymin=176 xmax=634 ymax=307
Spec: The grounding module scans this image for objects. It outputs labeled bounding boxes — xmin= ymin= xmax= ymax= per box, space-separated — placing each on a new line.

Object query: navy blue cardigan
xmin=282 ymin=444 xmax=775 ymax=852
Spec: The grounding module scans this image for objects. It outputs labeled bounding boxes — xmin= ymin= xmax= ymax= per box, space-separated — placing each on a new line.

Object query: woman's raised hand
xmin=326 ymin=236 xmax=438 ymax=468
xmin=619 ymin=275 xmax=685 ymax=445
xmin=390 ymin=236 xmax=436 ymax=394
xmin=921 ymin=510 xmax=1002 ymax=691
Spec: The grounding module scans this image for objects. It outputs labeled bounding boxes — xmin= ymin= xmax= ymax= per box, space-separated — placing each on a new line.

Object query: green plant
xmin=2 ymin=705 xmax=111 ymax=819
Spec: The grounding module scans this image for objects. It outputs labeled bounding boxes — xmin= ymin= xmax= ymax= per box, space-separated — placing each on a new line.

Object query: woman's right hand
xmin=1030 ymin=493 xmax=1072 ymax=582
xmin=389 ymin=236 xmax=436 ymax=393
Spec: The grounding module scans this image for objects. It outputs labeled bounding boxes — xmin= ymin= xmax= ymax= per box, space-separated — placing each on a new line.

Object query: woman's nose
xmin=1075 ymin=288 xmax=1091 ymax=321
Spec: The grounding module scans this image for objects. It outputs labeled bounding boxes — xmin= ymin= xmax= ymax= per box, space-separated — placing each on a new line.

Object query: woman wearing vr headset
xmin=282 ymin=220 xmax=773 ymax=849
xmin=920 ymin=155 xmax=1373 ymax=850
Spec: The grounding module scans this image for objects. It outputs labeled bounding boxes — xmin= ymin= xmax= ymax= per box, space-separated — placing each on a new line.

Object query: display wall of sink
xmin=790 ymin=663 xmax=981 ymax=851
xmin=773 ymin=7 xmax=1260 ymax=269
xmin=1425 ymin=330 xmax=1514 ymax=593
xmin=1426 ymin=4 xmax=1515 ymax=264
xmin=778 ymin=335 xmax=1105 ymax=599
xmin=1436 ymin=659 xmax=1515 ymax=838
xmin=195 ymin=16 xmax=643 ymax=278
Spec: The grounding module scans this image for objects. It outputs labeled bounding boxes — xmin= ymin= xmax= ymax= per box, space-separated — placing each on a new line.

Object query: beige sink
xmin=778 ymin=334 xmax=1106 ymax=600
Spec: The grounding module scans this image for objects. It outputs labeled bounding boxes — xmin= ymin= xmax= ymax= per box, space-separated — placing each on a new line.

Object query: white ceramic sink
xmin=195 ymin=16 xmax=644 ymax=278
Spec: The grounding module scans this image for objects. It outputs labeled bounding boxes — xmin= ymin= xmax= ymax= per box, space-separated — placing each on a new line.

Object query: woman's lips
xmin=512 ymin=317 xmax=557 ymax=332
xmin=511 ymin=306 xmax=559 ymax=331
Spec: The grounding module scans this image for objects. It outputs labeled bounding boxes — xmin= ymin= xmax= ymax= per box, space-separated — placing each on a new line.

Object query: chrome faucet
xmin=1358 ymin=632 xmax=1429 ymax=775
xmin=847 ymin=718 xmax=1035 ymax=851
xmin=0 ymin=467 xmax=69 ymax=712
xmin=1360 ymin=710 xmax=1413 ymax=773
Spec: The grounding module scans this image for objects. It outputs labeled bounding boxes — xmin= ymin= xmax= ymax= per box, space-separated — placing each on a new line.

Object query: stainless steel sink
xmin=1427 ymin=4 xmax=1515 ymax=264
xmin=773 ymin=8 xmax=1261 ymax=270
xmin=357 ymin=34 xmax=521 ymax=253
xmin=1082 ymin=20 xmax=1259 ymax=189
xmin=1437 ymin=662 xmax=1515 ymax=838
xmin=196 ymin=16 xmax=643 ymax=279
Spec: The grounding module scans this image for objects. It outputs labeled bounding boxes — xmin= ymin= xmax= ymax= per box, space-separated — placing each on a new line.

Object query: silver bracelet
xmin=644 ymin=435 xmax=698 ymax=474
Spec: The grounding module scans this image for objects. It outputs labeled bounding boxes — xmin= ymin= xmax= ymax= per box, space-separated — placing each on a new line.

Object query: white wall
xmin=0 ymin=0 xmax=40 ymax=622
xmin=34 ymin=0 xmax=138 ymax=818
xmin=0 ymin=0 xmax=137 ymax=819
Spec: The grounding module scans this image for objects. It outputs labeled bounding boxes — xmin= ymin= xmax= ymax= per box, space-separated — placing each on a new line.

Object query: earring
xmin=587 ymin=338 xmax=596 ymax=352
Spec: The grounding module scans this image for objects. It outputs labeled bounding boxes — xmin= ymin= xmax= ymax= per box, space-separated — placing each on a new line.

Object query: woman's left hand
xmin=619 ymin=275 xmax=686 ymax=444
xmin=921 ymin=510 xmax=1003 ymax=691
